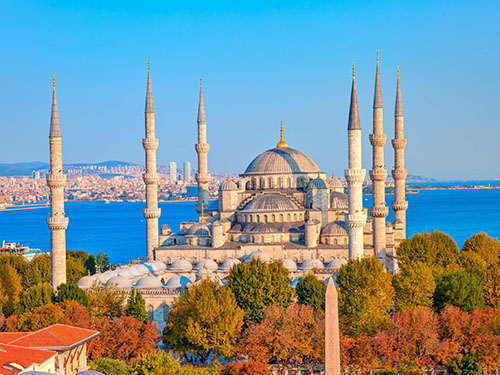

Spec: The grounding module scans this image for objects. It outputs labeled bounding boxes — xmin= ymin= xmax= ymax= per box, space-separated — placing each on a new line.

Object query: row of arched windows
xmin=239 ymin=212 xmax=304 ymax=223
xmin=245 ymin=176 xmax=310 ymax=190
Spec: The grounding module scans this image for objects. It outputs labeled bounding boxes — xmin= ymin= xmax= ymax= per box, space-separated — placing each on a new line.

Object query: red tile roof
xmin=0 ymin=343 xmax=56 ymax=374
xmin=0 ymin=324 xmax=100 ymax=351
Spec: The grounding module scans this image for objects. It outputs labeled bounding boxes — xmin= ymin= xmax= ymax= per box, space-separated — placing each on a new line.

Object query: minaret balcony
xmin=369 ymin=206 xmax=389 ymax=218
xmin=142 ymin=138 xmax=159 ymax=151
xmin=195 ymin=144 xmax=210 ymax=154
xmin=346 ymin=213 xmax=367 ymax=228
xmin=391 ymin=139 xmax=407 ymax=150
xmin=143 ymin=173 xmax=160 ymax=185
xmin=47 ymin=216 xmax=69 ymax=230
xmin=143 ymin=208 xmax=161 ymax=219
xmin=344 ymin=169 xmax=366 ymax=185
xmin=196 ymin=173 xmax=210 ymax=184
xmin=391 ymin=169 xmax=408 ymax=180
xmin=369 ymin=134 xmax=387 ymax=147
xmin=369 ymin=169 xmax=388 ymax=181
xmin=46 ymin=174 xmax=67 ymax=188
xmin=392 ymin=200 xmax=408 ymax=211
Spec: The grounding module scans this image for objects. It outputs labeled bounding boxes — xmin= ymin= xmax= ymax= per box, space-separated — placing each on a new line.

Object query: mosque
xmin=47 ymin=54 xmax=408 ymax=329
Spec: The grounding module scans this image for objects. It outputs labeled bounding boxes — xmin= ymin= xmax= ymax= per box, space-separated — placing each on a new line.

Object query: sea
xmin=1 ymin=189 xmax=500 ymax=264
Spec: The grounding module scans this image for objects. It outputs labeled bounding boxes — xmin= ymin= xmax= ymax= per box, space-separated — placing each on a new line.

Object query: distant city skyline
xmin=1 ymin=1 xmax=499 ymax=179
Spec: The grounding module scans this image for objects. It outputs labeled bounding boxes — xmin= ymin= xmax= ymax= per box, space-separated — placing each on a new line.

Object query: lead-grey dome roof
xmin=242 ymin=194 xmax=299 ymax=212
xmin=321 ymin=221 xmax=348 ymax=236
xmin=134 ymin=276 xmax=163 ymax=288
xmin=220 ymin=179 xmax=238 ymax=191
xmin=242 ymin=147 xmax=320 ymax=175
xmin=308 ymin=178 xmax=327 ymax=189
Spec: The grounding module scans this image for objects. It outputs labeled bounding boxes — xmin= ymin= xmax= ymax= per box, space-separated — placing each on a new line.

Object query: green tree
xmin=86 ymin=284 xmax=126 ymax=318
xmin=447 ymin=353 xmax=482 ymax=375
xmin=0 ymin=264 xmax=23 ymax=316
xmin=97 ymin=251 xmax=110 ymax=272
xmin=67 ymin=256 xmax=87 ymax=283
xmin=125 ymin=290 xmax=149 ymax=323
xmin=55 ymin=282 xmax=89 ymax=307
xmin=18 ymin=283 xmax=54 ymax=314
xmin=484 ymin=263 xmax=500 ymax=308
xmin=163 ymin=278 xmax=244 ymax=361
xmin=90 ymin=358 xmax=130 ymax=375
xmin=336 ymin=257 xmax=394 ymax=337
xmin=462 ymin=232 xmax=500 ymax=266
xmin=129 ymin=350 xmax=180 ymax=375
xmin=434 ymin=270 xmax=486 ymax=312
xmin=30 ymin=254 xmax=52 ymax=284
xmin=84 ymin=254 xmax=97 ymax=275
xmin=295 ymin=273 xmax=327 ymax=311
xmin=392 ymin=262 xmax=436 ymax=311
xmin=0 ymin=254 xmax=32 ymax=287
xmin=227 ymin=259 xmax=294 ymax=326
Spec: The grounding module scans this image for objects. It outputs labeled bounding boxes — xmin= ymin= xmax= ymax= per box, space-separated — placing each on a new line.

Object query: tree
xmin=90 ymin=358 xmax=130 ymax=375
xmin=163 ymin=278 xmax=244 ymax=361
xmin=295 ymin=273 xmax=326 ymax=311
xmin=0 ymin=264 xmax=23 ymax=316
xmin=340 ymin=334 xmax=379 ymax=374
xmin=484 ymin=263 xmax=500 ymax=308
xmin=125 ymin=290 xmax=149 ymax=323
xmin=241 ymin=304 xmax=324 ymax=375
xmin=392 ymin=262 xmax=436 ymax=311
xmin=30 ymin=254 xmax=52 ymax=284
xmin=86 ymin=284 xmax=126 ymax=318
xmin=67 ymin=256 xmax=87 ymax=283
xmin=462 ymin=233 xmax=500 ymax=266
xmin=0 ymin=254 xmax=31 ymax=287
xmin=335 ymin=257 xmax=394 ymax=337
xmin=447 ymin=353 xmax=482 ymax=375
xmin=434 ymin=270 xmax=486 ymax=312
xmin=54 ymin=282 xmax=89 ymax=307
xmin=18 ymin=283 xmax=54 ymax=314
xmin=221 ymin=361 xmax=271 ymax=375
xmin=97 ymin=251 xmax=110 ymax=272
xmin=84 ymin=254 xmax=97 ymax=275
xmin=227 ymin=259 xmax=294 ymax=326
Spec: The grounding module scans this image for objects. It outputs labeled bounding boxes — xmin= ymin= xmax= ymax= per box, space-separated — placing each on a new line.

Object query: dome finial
xmin=352 ymin=61 xmax=355 ymax=79
xmin=226 ymin=174 xmax=230 ymax=182
xmin=276 ymin=121 xmax=288 ymax=148
xmin=148 ymin=58 xmax=150 ymax=72
xmin=53 ymin=73 xmax=56 ymax=89
xmin=199 ymin=204 xmax=205 ymax=222
xmin=331 ymin=171 xmax=335 ymax=179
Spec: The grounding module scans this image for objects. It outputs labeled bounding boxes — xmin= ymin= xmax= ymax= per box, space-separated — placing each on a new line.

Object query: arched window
xmin=278 ymin=178 xmax=282 ymax=188
xmin=279 ymin=214 xmax=284 ymax=222
xmin=264 ymin=215 xmax=268 ymax=223
xmin=246 ymin=181 xmax=251 ymax=190
xmin=286 ymin=213 xmax=291 ymax=222
xmin=148 ymin=305 xmax=154 ymax=319
xmin=268 ymin=178 xmax=273 ymax=189
xmin=256 ymin=215 xmax=260 ymax=223
xmin=249 ymin=215 xmax=253 ymax=223
xmin=260 ymin=177 xmax=265 ymax=189
xmin=271 ymin=214 xmax=275 ymax=223
xmin=288 ymin=177 xmax=292 ymax=188
xmin=293 ymin=213 xmax=297 ymax=221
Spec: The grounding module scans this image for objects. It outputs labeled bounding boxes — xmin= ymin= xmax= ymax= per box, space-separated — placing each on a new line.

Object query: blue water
xmin=1 ymin=189 xmax=499 ymax=264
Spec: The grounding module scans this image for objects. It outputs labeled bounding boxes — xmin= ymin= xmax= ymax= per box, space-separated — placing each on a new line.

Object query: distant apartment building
xmin=169 ymin=161 xmax=177 ymax=183
xmin=183 ymin=162 xmax=191 ymax=182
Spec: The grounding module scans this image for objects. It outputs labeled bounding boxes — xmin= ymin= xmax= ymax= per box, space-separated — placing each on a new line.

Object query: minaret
xmin=143 ymin=59 xmax=161 ymax=260
xmin=195 ymin=76 xmax=210 ymax=214
xmin=47 ymin=75 xmax=69 ymax=291
xmin=344 ymin=62 xmax=367 ymax=260
xmin=392 ymin=67 xmax=408 ymax=238
xmin=369 ymin=51 xmax=389 ymax=261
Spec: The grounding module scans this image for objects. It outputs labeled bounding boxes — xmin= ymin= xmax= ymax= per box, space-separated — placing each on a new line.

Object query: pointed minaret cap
xmin=276 ymin=121 xmax=288 ymax=148
xmin=50 ymin=74 xmax=61 ymax=138
xmin=395 ymin=66 xmax=403 ymax=117
xmin=198 ymin=75 xmax=206 ymax=124
xmin=348 ymin=62 xmax=361 ymax=130
xmin=374 ymin=50 xmax=383 ymax=109
xmin=145 ymin=58 xmax=154 ymax=113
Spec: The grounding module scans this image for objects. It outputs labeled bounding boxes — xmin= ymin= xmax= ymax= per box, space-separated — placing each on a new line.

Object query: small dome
xmin=219 ymin=258 xmax=241 ymax=271
xmin=134 ymin=264 xmax=150 ymax=275
xmin=321 ymin=221 xmax=348 ymax=236
xmin=247 ymin=250 xmax=270 ymax=263
xmin=281 ymin=258 xmax=297 ymax=272
xmin=106 ymin=276 xmax=132 ymax=288
xmin=134 ymin=276 xmax=163 ymax=288
xmin=220 ymin=179 xmax=238 ymax=191
xmin=128 ymin=266 xmax=143 ymax=277
xmin=165 ymin=275 xmax=192 ymax=289
xmin=386 ymin=221 xmax=393 ymax=228
xmin=196 ymin=265 xmax=214 ymax=280
xmin=187 ymin=222 xmax=211 ymax=237
xmin=305 ymin=219 xmax=320 ymax=226
xmin=117 ymin=268 xmax=133 ymax=278
xmin=169 ymin=258 xmax=193 ymax=272
xmin=308 ymin=178 xmax=327 ymax=189
xmin=97 ymin=270 xmax=116 ymax=282
xmin=194 ymin=259 xmax=218 ymax=271
xmin=76 ymin=372 xmax=105 ymax=375
xmin=327 ymin=258 xmax=348 ymax=269
xmin=329 ymin=176 xmax=344 ymax=189
xmin=77 ymin=276 xmax=97 ymax=288
xmin=300 ymin=259 xmax=324 ymax=270
xmin=242 ymin=194 xmax=299 ymax=212
xmin=152 ymin=260 xmax=167 ymax=270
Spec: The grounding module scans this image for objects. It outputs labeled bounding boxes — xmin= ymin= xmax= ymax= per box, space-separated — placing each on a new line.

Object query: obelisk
xmin=325 ymin=278 xmax=340 ymax=375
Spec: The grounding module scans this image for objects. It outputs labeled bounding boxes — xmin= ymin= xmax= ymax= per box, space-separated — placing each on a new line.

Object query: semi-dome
xmin=117 ymin=268 xmax=133 ymax=278
xmin=281 ymin=258 xmax=298 ymax=272
xmin=219 ymin=258 xmax=241 ymax=271
xmin=194 ymin=259 xmax=218 ymax=271
xmin=187 ymin=222 xmax=211 ymax=237
xmin=250 ymin=223 xmax=279 ymax=233
xmin=246 ymin=250 xmax=270 ymax=263
xmin=169 ymin=258 xmax=193 ymax=272
xmin=134 ymin=276 xmax=163 ymax=288
xmin=300 ymin=258 xmax=324 ymax=270
xmin=242 ymin=147 xmax=320 ymax=175
xmin=321 ymin=221 xmax=348 ymax=236
xmin=106 ymin=276 xmax=132 ymax=288
xmin=308 ymin=178 xmax=327 ymax=189
xmin=327 ymin=258 xmax=348 ymax=269
xmin=220 ymin=179 xmax=238 ymax=191
xmin=165 ymin=275 xmax=192 ymax=289
xmin=242 ymin=194 xmax=299 ymax=212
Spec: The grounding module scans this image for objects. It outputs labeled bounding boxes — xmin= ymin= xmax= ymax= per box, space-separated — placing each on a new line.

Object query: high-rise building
xmin=169 ymin=161 xmax=177 ymax=183
xmin=183 ymin=162 xmax=191 ymax=182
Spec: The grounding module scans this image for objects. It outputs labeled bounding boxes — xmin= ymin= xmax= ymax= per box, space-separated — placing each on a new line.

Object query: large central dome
xmin=242 ymin=147 xmax=320 ymax=175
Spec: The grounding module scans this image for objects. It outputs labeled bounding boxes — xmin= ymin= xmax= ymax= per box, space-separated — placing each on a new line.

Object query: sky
xmin=1 ymin=0 xmax=499 ymax=180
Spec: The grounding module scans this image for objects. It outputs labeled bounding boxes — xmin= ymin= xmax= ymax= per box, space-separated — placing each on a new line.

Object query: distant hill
xmin=0 ymin=161 xmax=137 ymax=176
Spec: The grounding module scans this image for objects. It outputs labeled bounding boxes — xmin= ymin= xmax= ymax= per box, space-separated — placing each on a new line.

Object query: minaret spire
xmin=195 ymin=75 xmax=210 ymax=213
xmin=345 ymin=62 xmax=366 ymax=260
xmin=392 ymin=66 xmax=408 ymax=254
xmin=369 ymin=51 xmax=389 ymax=266
xmin=142 ymin=59 xmax=161 ymax=260
xmin=47 ymin=75 xmax=69 ymax=291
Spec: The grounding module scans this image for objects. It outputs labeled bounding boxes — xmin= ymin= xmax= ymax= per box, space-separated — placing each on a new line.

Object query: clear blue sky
xmin=1 ymin=0 xmax=499 ymax=180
